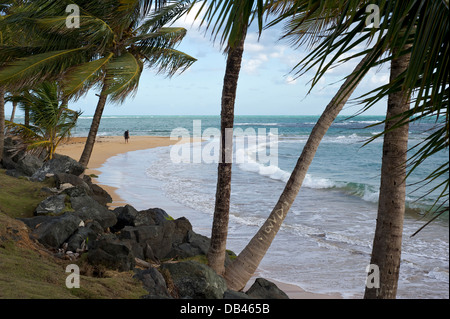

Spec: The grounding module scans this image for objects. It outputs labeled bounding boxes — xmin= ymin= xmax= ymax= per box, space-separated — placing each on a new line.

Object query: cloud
xmin=285 ymin=75 xmax=298 ymax=85
xmin=242 ymin=53 xmax=269 ymax=75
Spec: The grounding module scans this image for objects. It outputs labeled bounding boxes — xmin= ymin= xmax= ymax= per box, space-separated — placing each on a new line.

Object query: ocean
xmin=75 ymin=115 xmax=448 ymax=298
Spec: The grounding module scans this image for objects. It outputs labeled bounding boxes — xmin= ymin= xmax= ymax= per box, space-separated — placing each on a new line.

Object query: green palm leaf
xmin=63 ymin=53 xmax=115 ymax=99
xmin=104 ymin=52 xmax=143 ymax=103
xmin=0 ymin=48 xmax=84 ymax=89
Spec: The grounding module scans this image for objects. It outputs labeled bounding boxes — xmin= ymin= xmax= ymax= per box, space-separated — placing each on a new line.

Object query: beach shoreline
xmin=57 ymin=135 xmax=342 ymax=299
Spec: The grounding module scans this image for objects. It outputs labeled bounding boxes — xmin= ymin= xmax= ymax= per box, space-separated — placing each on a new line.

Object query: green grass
xmin=0 ymin=169 xmax=52 ymax=218
xmin=0 ymin=170 xmax=148 ymax=299
xmin=0 ymin=213 xmax=147 ymax=299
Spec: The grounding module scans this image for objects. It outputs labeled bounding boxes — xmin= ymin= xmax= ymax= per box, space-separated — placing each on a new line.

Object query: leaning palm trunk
xmin=364 ymin=47 xmax=411 ymax=299
xmin=224 ymin=53 xmax=371 ymax=291
xmin=0 ymin=86 xmax=5 ymax=163
xmin=208 ymin=26 xmax=248 ymax=275
xmin=79 ymin=84 xmax=108 ymax=168
xmin=10 ymin=101 xmax=17 ymax=122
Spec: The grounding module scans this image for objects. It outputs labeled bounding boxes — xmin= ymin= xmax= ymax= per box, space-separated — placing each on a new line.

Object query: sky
xmin=4 ymin=5 xmax=390 ymax=118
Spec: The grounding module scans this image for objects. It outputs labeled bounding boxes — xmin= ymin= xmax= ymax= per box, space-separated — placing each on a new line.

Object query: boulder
xmin=15 ymin=153 xmax=44 ymax=177
xmin=31 ymin=154 xmax=85 ymax=182
xmin=119 ymin=225 xmax=168 ymax=260
xmin=66 ymin=226 xmax=98 ymax=252
xmin=116 ymin=215 xmax=193 ymax=261
xmin=29 ymin=212 xmax=82 ymax=248
xmin=166 ymin=230 xmax=210 ymax=259
xmin=87 ymin=235 xmax=135 ymax=271
xmin=133 ymin=267 xmax=172 ymax=299
xmin=138 ymin=208 xmax=171 ymax=225
xmin=111 ymin=205 xmax=140 ymax=232
xmin=54 ymin=173 xmax=92 ymax=195
xmin=223 ymin=290 xmax=251 ymax=299
xmin=82 ymin=175 xmax=112 ymax=206
xmin=161 ymin=261 xmax=227 ymax=299
xmin=245 ymin=278 xmax=289 ymax=299
xmin=70 ymin=195 xmax=117 ymax=230
xmin=35 ymin=194 xmax=67 ymax=216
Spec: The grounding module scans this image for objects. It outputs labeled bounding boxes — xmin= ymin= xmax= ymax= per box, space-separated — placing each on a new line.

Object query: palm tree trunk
xmin=24 ymin=104 xmax=29 ymax=126
xmin=364 ymin=47 xmax=411 ymax=299
xmin=224 ymin=53 xmax=371 ymax=291
xmin=0 ymin=86 xmax=5 ymax=164
xmin=10 ymin=101 xmax=17 ymax=122
xmin=79 ymin=84 xmax=108 ymax=168
xmin=207 ymin=26 xmax=248 ymax=275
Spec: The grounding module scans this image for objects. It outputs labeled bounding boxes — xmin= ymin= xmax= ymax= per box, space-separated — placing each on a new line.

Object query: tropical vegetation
xmin=5 ymin=81 xmax=82 ymax=160
xmin=0 ymin=0 xmax=196 ymax=167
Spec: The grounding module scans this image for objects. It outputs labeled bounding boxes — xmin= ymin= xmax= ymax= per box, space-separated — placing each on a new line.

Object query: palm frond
xmin=62 ymin=53 xmax=114 ymax=99
xmin=104 ymin=52 xmax=143 ymax=103
xmin=0 ymin=48 xmax=84 ymax=90
xmin=141 ymin=47 xmax=196 ymax=76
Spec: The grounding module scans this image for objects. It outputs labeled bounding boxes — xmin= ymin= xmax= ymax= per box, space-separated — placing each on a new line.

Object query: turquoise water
xmin=79 ymin=115 xmax=448 ymax=298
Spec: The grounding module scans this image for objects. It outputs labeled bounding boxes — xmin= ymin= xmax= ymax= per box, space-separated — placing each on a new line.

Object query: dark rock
xmin=5 ymin=169 xmax=25 ymax=178
xmin=111 ymin=205 xmax=140 ymax=232
xmin=87 ymin=235 xmax=135 ymax=271
xmin=139 ymin=208 xmax=171 ymax=225
xmin=66 ymin=226 xmax=97 ymax=252
xmin=161 ymin=261 xmax=227 ymax=299
xmin=143 ymin=243 xmax=158 ymax=262
xmin=89 ymin=183 xmax=113 ymax=206
xmin=31 ymin=154 xmax=85 ymax=182
xmin=85 ymin=220 xmax=104 ymax=236
xmin=30 ymin=212 xmax=82 ymax=248
xmin=223 ymin=290 xmax=251 ymax=299
xmin=18 ymin=215 xmax=52 ymax=230
xmin=1 ymin=155 xmax=17 ymax=170
xmin=71 ymin=196 xmax=117 ymax=230
xmin=134 ymin=210 xmax=158 ymax=227
xmin=15 ymin=153 xmax=44 ymax=177
xmin=166 ymin=230 xmax=210 ymax=259
xmin=245 ymin=278 xmax=289 ymax=299
xmin=64 ymin=185 xmax=89 ymax=198
xmin=35 ymin=194 xmax=67 ymax=215
xmin=134 ymin=267 xmax=172 ymax=299
xmin=116 ymin=216 xmax=193 ymax=260
xmin=81 ymin=175 xmax=112 ymax=206
xmin=54 ymin=173 xmax=92 ymax=194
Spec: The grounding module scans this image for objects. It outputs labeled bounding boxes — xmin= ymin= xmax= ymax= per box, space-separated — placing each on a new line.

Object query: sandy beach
xmin=57 ymin=135 xmax=341 ymax=299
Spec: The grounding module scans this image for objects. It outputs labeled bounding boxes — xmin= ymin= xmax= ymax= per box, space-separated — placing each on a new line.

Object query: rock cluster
xmin=2 ymin=147 xmax=289 ymax=299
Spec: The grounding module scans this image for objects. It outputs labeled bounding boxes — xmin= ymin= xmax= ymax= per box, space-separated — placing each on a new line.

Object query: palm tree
xmin=231 ymin=0 xmax=448 ymax=297
xmin=224 ymin=52 xmax=372 ymax=290
xmin=0 ymin=0 xmax=196 ymax=168
xmin=364 ymin=45 xmax=411 ymax=299
xmin=198 ymin=0 xmax=448 ymax=295
xmin=6 ymin=82 xmax=82 ymax=160
xmin=189 ymin=0 xmax=266 ymax=275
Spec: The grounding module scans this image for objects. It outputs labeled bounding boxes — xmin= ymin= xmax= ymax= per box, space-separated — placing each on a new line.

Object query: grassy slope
xmin=0 ymin=170 xmax=147 ymax=299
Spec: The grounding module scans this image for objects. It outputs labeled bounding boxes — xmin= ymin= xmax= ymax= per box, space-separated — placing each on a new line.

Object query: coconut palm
xmin=188 ymin=0 xmax=268 ymax=275
xmin=228 ymin=0 xmax=448 ymax=297
xmin=0 ymin=0 xmax=196 ymax=167
xmin=5 ymin=82 xmax=82 ymax=160
xmin=0 ymin=0 xmax=31 ymax=163
xmin=196 ymin=0 xmax=448 ymax=296
xmin=282 ymin=0 xmax=447 ymax=299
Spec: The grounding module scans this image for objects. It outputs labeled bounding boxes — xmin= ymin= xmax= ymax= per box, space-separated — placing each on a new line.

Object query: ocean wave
xmin=235 ymin=122 xmax=280 ymax=126
xmin=334 ymin=120 xmax=382 ymax=125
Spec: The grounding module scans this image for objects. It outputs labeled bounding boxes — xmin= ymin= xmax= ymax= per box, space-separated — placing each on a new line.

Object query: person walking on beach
xmin=124 ymin=130 xmax=130 ymax=143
